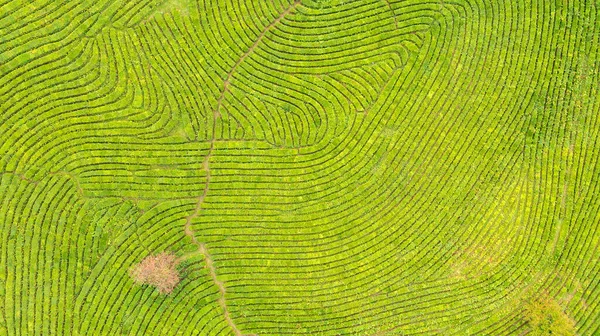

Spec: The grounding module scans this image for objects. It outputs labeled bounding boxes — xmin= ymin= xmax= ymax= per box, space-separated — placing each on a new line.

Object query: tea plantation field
xmin=1 ymin=0 xmax=600 ymax=335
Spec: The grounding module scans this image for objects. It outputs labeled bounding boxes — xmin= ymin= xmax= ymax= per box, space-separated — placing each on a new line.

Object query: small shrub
xmin=130 ymin=252 xmax=181 ymax=294
xmin=524 ymin=295 xmax=576 ymax=335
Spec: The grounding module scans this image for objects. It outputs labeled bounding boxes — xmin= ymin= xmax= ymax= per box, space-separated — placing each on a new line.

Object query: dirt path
xmin=182 ymin=1 xmax=302 ymax=335
xmin=383 ymin=0 xmax=398 ymax=29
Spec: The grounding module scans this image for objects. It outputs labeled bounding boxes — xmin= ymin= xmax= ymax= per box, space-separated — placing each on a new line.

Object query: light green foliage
xmin=525 ymin=296 xmax=576 ymax=336
xmin=1 ymin=0 xmax=600 ymax=335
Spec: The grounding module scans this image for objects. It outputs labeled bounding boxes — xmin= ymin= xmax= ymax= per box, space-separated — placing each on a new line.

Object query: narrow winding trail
xmin=182 ymin=1 xmax=303 ymax=335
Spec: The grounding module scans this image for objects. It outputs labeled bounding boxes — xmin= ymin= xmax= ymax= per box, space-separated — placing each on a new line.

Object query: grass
xmin=1 ymin=0 xmax=600 ymax=335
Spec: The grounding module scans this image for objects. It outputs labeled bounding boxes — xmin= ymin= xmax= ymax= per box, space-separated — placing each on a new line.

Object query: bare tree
xmin=130 ymin=252 xmax=181 ymax=294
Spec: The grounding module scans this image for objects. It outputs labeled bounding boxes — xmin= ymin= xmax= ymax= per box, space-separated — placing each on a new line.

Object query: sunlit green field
xmin=1 ymin=0 xmax=600 ymax=334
